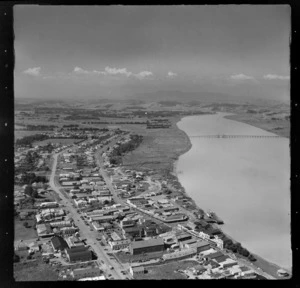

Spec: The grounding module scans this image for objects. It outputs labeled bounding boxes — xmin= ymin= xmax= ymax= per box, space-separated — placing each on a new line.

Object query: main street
xmin=49 ymin=139 xmax=129 ymax=280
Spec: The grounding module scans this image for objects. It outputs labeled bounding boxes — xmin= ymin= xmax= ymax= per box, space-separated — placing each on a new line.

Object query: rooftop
xmin=131 ymin=238 xmax=164 ymax=249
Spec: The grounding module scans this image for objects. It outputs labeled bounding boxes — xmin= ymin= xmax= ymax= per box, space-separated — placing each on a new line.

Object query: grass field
xmin=135 ymin=260 xmax=199 ymax=280
xmin=225 ymin=113 xmax=290 ymax=138
xmin=14 ymin=260 xmax=59 ymax=281
xmin=14 ymin=219 xmax=37 ymax=241
xmin=121 ymin=117 xmax=192 ymax=174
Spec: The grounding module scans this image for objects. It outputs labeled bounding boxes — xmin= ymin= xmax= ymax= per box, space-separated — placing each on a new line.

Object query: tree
xmin=14 ymin=253 xmax=20 ymax=263
xmin=24 ymin=185 xmax=34 ymax=197
xmin=23 ymin=221 xmax=28 ymax=228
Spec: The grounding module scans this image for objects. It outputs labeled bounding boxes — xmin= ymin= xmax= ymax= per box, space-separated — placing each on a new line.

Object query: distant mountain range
xmin=15 ymin=90 xmax=289 ymax=107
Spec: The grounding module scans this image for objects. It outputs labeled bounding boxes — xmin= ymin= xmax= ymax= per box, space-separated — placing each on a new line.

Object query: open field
xmin=14 ymin=219 xmax=37 ymax=241
xmin=14 ymin=259 xmax=59 ymax=281
xmin=121 ymin=117 xmax=192 ymax=174
xmin=135 ymin=260 xmax=199 ymax=280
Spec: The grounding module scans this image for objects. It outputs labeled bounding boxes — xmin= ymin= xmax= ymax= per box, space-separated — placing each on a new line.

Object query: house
xmin=51 ymin=236 xmax=69 ymax=252
xmin=65 ymin=246 xmax=92 ymax=263
xmin=50 ymin=221 xmax=72 ymax=228
xmin=220 ymin=258 xmax=238 ymax=269
xmin=66 ymin=235 xmax=84 ymax=248
xmin=61 ymin=226 xmax=78 ymax=236
xmin=130 ymin=238 xmax=164 ymax=255
xmin=74 ymin=199 xmax=87 ymax=208
xmin=186 ymin=221 xmax=198 ymax=230
xmin=28 ymin=242 xmax=40 ymax=253
xmin=15 ymin=242 xmax=28 ymax=251
xmin=36 ymin=223 xmax=54 ymax=237
xmin=129 ymin=266 xmax=145 ymax=277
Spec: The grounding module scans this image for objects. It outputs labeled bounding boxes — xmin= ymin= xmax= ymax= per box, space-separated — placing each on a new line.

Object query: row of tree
xmin=16 ymin=134 xmax=49 ymax=146
xmin=20 ymin=172 xmax=47 ymax=185
xmin=224 ymin=239 xmax=256 ymax=261
xmin=109 ymin=134 xmax=143 ymax=165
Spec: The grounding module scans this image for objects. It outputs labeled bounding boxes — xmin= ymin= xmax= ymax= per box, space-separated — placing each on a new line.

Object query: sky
xmin=14 ymin=5 xmax=291 ymax=102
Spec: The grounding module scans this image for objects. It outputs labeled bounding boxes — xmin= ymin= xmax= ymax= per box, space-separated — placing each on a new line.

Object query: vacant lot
xmin=14 ymin=260 xmax=59 ymax=281
xmin=15 ymin=219 xmax=37 ymax=241
xmin=135 ymin=260 xmax=199 ymax=280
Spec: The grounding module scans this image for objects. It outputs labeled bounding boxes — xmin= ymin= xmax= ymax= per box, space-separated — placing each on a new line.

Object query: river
xmin=176 ymin=112 xmax=291 ymax=270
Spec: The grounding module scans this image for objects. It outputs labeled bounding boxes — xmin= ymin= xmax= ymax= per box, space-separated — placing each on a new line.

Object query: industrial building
xmin=65 ymin=246 xmax=92 ymax=263
xmin=130 ymin=238 xmax=164 ymax=255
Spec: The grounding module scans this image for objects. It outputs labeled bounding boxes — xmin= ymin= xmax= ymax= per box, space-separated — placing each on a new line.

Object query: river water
xmin=176 ymin=112 xmax=291 ymax=270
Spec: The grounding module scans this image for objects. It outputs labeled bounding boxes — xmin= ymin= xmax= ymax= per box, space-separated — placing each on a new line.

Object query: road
xmin=179 ymin=226 xmax=275 ymax=279
xmin=49 ymin=141 xmax=130 ymax=280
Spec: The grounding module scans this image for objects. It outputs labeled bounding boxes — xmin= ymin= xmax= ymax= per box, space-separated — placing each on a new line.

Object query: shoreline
xmin=168 ymin=114 xmax=291 ymax=278
xmin=223 ymin=114 xmax=289 ymax=139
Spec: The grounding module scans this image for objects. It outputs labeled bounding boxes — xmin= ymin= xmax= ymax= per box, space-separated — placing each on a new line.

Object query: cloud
xmin=263 ymin=74 xmax=290 ymax=80
xmin=73 ymin=67 xmax=90 ymax=74
xmin=230 ymin=73 xmax=254 ymax=80
xmin=134 ymin=71 xmax=153 ymax=79
xmin=23 ymin=67 xmax=41 ymax=76
xmin=104 ymin=66 xmax=132 ymax=77
xmin=167 ymin=71 xmax=177 ymax=78
xmin=71 ymin=66 xmax=153 ymax=80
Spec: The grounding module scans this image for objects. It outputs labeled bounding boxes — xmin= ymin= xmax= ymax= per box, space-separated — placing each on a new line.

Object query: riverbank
xmin=120 ymin=112 xmax=291 ymax=277
xmin=173 ymin=113 xmax=291 ymax=278
xmin=224 ymin=113 xmax=290 ymax=138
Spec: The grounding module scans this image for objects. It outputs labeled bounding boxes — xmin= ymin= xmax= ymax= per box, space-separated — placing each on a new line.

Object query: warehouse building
xmin=65 ymin=246 xmax=92 ymax=263
xmin=187 ymin=240 xmax=211 ymax=253
xmin=130 ymin=238 xmax=164 ymax=255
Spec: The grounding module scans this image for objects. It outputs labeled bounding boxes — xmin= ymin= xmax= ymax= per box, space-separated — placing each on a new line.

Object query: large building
xmin=51 ymin=236 xmax=69 ymax=252
xmin=65 ymin=246 xmax=92 ymax=263
xmin=130 ymin=238 xmax=164 ymax=255
xmin=109 ymin=239 xmax=131 ymax=250
xmin=188 ymin=240 xmax=211 ymax=253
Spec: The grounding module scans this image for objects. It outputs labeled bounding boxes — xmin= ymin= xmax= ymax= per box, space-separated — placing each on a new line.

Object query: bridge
xmin=189 ymin=135 xmax=282 ymax=139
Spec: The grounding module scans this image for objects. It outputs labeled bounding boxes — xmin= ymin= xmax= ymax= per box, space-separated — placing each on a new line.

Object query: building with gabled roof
xmin=51 ymin=236 xmax=69 ymax=252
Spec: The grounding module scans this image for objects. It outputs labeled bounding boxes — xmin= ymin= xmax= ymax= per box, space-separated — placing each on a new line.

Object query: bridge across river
xmin=189 ymin=135 xmax=282 ymax=139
